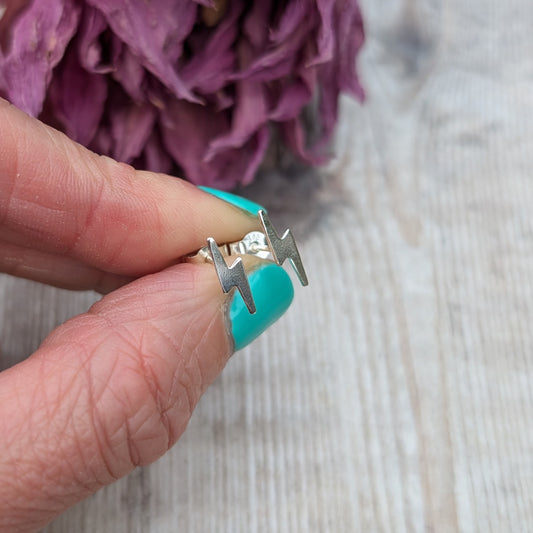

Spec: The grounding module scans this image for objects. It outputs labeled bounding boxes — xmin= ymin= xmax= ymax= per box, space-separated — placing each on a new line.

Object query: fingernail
xmin=229 ymin=263 xmax=294 ymax=351
xmin=199 ymin=186 xmax=266 ymax=216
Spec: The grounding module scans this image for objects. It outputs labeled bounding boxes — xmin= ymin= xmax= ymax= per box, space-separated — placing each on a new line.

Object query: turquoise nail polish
xmin=229 ymin=263 xmax=294 ymax=351
xmin=199 ymin=186 xmax=266 ymax=216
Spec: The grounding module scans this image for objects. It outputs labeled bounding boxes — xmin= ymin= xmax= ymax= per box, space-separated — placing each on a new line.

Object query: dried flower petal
xmin=48 ymin=43 xmax=107 ymax=145
xmin=85 ymin=0 xmax=198 ymax=101
xmin=0 ymin=0 xmax=80 ymax=116
xmin=77 ymin=5 xmax=110 ymax=73
xmin=0 ymin=0 xmax=365 ymax=189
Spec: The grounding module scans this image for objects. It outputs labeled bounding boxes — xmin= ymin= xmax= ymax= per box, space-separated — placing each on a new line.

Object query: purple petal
xmin=238 ymin=125 xmax=270 ymax=185
xmin=208 ymin=126 xmax=271 ymax=189
xmin=48 ymin=44 xmax=107 ymax=146
xmin=205 ymin=41 xmax=267 ymax=160
xmin=269 ymin=62 xmax=317 ymax=122
xmin=111 ymin=36 xmax=145 ymax=102
xmin=90 ymin=124 xmax=112 ymax=156
xmin=180 ymin=0 xmax=244 ymax=94
xmin=193 ymin=0 xmax=214 ymax=7
xmin=0 ymin=0 xmax=31 ymax=52
xmin=234 ymin=12 xmax=316 ymax=83
xmin=86 ymin=0 xmax=198 ymax=101
xmin=280 ymin=118 xmax=328 ymax=166
xmin=77 ymin=5 xmax=111 ymax=73
xmin=160 ymin=100 xmax=269 ymax=188
xmin=160 ymin=99 xmax=229 ymax=185
xmin=140 ymin=130 xmax=173 ymax=174
xmin=269 ymin=0 xmax=308 ymax=45
xmin=307 ymin=0 xmax=335 ymax=66
xmin=243 ymin=1 xmax=273 ymax=48
xmin=316 ymin=0 xmax=364 ymax=146
xmin=110 ymin=101 xmax=156 ymax=163
xmin=1 ymin=0 xmax=80 ymax=116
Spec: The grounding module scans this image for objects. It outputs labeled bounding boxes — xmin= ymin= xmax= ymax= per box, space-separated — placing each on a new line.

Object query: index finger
xmin=0 ymin=98 xmax=261 ymax=276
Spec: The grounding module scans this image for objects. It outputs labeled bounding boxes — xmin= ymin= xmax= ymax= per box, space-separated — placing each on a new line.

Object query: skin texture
xmin=0 ymin=98 xmax=262 ymax=288
xmin=0 ymin=97 xmax=263 ymax=532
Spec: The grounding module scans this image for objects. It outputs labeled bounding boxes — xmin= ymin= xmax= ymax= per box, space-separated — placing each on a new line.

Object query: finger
xmin=0 ymin=258 xmax=294 ymax=531
xmin=0 ymin=240 xmax=133 ymax=293
xmin=0 ymin=263 xmax=228 ymax=531
xmin=0 ymin=98 xmax=262 ymax=277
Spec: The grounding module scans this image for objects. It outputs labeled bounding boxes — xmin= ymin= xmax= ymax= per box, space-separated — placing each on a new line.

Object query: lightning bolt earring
xmin=258 ymin=210 xmax=309 ymax=287
xmin=207 ymin=238 xmax=256 ymax=314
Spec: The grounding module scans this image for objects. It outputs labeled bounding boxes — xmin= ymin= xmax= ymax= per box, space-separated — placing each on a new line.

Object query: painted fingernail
xmin=229 ymin=263 xmax=294 ymax=351
xmin=199 ymin=186 xmax=266 ymax=216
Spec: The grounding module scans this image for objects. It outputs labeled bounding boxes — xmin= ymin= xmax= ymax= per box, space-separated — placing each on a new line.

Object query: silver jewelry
xmin=206 ymin=237 xmax=256 ymax=314
xmin=258 ymin=210 xmax=309 ymax=287
xmin=184 ymin=210 xmax=308 ymax=314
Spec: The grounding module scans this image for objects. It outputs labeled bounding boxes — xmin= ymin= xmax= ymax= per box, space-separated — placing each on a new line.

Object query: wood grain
xmin=1 ymin=0 xmax=532 ymax=530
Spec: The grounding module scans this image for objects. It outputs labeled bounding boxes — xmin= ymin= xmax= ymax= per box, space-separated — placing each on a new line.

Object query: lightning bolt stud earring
xmin=183 ymin=232 xmax=272 ymax=315
xmin=206 ymin=237 xmax=256 ymax=314
xmin=258 ymin=210 xmax=309 ymax=287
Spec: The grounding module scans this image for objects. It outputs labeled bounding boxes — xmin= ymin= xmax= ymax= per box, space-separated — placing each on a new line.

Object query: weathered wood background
xmin=1 ymin=0 xmax=532 ymax=530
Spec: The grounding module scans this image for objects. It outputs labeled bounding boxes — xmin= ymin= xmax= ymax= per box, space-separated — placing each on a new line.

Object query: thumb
xmin=0 ymin=261 xmax=293 ymax=532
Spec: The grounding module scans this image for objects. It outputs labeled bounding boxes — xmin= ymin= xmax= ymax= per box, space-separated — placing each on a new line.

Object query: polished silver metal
xmin=226 ymin=231 xmax=273 ymax=261
xmin=207 ymin=237 xmax=256 ymax=314
xmin=258 ymin=210 xmax=309 ymax=286
xmin=184 ymin=210 xmax=308 ymax=314
xmin=190 ymin=231 xmax=273 ymax=264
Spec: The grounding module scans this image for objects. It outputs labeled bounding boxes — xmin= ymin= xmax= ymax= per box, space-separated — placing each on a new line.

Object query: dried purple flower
xmin=0 ymin=0 xmax=364 ymax=189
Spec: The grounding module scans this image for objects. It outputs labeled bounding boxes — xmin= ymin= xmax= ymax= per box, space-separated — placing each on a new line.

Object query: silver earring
xmin=258 ymin=210 xmax=308 ymax=287
xmin=206 ymin=237 xmax=256 ymax=314
xmin=184 ymin=211 xmax=308 ymax=314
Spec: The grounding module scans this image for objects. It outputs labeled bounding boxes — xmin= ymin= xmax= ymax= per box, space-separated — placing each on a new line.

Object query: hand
xmin=0 ymin=98 xmax=294 ymax=532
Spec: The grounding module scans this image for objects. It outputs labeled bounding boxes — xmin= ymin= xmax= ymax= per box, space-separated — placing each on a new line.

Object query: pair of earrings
xmin=187 ymin=210 xmax=308 ymax=314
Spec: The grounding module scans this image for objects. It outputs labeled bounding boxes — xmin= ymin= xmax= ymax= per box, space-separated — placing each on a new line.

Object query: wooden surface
xmin=1 ymin=0 xmax=532 ymax=530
